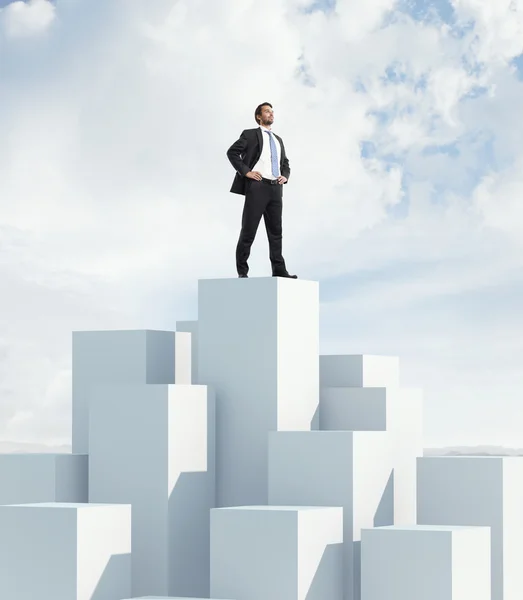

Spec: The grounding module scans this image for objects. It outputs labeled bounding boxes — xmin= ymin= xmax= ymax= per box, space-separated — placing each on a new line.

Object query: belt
xmin=261 ymin=177 xmax=280 ymax=185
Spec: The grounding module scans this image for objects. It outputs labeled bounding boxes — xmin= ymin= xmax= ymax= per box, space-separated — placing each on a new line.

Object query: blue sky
xmin=1 ymin=0 xmax=523 ymax=448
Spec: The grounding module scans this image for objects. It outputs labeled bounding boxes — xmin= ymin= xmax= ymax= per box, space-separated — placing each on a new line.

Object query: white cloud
xmin=452 ymin=0 xmax=523 ymax=64
xmin=0 ymin=0 xmax=522 ymax=446
xmin=473 ymin=159 xmax=523 ymax=238
xmin=1 ymin=0 xmax=55 ymax=38
xmin=336 ymin=0 xmax=397 ymax=41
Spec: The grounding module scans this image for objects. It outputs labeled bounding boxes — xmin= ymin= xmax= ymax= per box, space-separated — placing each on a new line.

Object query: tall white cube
xmin=89 ymin=382 xmax=215 ymax=598
xmin=198 ymin=277 xmax=319 ymax=506
xmin=320 ymin=355 xmax=399 ymax=388
xmin=177 ymin=320 xmax=199 ymax=383
xmin=417 ymin=456 xmax=523 ymax=600
xmin=268 ymin=431 xmax=392 ymax=600
xmin=0 ymin=502 xmax=131 ymax=600
xmin=72 ymin=329 xmax=191 ymax=453
xmin=210 ymin=506 xmax=343 ymax=600
xmin=361 ymin=525 xmax=491 ymax=600
xmin=320 ymin=387 xmax=423 ymax=524
xmin=0 ymin=453 xmax=87 ymax=504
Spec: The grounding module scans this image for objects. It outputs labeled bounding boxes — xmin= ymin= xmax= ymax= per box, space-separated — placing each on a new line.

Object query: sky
xmin=0 ymin=0 xmax=522 ymax=449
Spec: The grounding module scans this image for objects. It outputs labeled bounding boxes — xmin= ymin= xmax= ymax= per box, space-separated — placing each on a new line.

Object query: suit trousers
xmin=236 ymin=179 xmax=287 ymax=276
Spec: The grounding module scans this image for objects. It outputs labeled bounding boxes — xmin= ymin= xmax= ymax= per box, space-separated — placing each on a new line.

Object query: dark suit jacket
xmin=226 ymin=127 xmax=291 ymax=195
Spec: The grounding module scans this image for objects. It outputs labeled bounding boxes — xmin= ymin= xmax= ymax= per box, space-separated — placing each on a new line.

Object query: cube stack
xmin=0 ymin=276 xmax=511 ymax=599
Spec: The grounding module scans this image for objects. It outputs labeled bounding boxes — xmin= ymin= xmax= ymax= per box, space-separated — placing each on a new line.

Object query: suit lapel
xmin=252 ymin=127 xmax=263 ymax=166
xmin=256 ymin=127 xmax=263 ymax=149
xmin=274 ymin=133 xmax=284 ymax=168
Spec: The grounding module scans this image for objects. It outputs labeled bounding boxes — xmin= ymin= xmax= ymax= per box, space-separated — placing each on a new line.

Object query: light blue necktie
xmin=265 ymin=130 xmax=280 ymax=178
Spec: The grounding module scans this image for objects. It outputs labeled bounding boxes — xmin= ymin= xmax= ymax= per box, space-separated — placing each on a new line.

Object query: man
xmin=226 ymin=102 xmax=297 ymax=279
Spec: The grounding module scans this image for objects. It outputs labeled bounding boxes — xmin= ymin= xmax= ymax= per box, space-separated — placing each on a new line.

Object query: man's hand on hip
xmin=246 ymin=171 xmax=262 ymax=180
xmin=277 ymin=176 xmax=287 ymax=184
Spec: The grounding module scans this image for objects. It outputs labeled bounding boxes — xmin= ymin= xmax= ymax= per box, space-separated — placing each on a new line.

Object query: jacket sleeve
xmin=280 ymin=140 xmax=291 ymax=183
xmin=227 ymin=130 xmax=251 ymax=177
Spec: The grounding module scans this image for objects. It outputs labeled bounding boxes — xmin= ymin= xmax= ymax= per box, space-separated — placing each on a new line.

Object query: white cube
xmin=268 ymin=431 xmax=392 ymax=600
xmin=211 ymin=506 xmax=343 ymax=600
xmin=0 ymin=502 xmax=131 ymax=600
xmin=89 ymin=382 xmax=215 ymax=598
xmin=72 ymin=329 xmax=191 ymax=453
xmin=0 ymin=453 xmax=87 ymax=504
xmin=320 ymin=387 xmax=423 ymax=524
xmin=176 ymin=320 xmax=199 ymax=383
xmin=198 ymin=277 xmax=319 ymax=506
xmin=361 ymin=525 xmax=491 ymax=600
xmin=418 ymin=456 xmax=523 ymax=600
xmin=320 ymin=387 xmax=422 ymax=433
xmin=320 ymin=355 xmax=399 ymax=388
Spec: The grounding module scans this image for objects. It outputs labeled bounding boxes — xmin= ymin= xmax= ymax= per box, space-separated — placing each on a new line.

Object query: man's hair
xmin=254 ymin=102 xmax=273 ymax=125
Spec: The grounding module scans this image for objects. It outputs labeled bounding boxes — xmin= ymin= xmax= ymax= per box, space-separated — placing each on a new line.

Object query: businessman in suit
xmin=226 ymin=102 xmax=297 ymax=278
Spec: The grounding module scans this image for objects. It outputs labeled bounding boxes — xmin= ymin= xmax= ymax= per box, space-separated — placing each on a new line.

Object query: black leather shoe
xmin=272 ymin=272 xmax=298 ymax=279
xmin=238 ymin=274 xmax=248 ymax=278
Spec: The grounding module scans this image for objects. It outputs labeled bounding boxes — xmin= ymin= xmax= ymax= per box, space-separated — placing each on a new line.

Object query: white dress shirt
xmin=252 ymin=125 xmax=282 ymax=180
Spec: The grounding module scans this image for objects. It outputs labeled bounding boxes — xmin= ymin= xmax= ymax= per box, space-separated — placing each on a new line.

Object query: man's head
xmin=255 ymin=102 xmax=274 ymax=128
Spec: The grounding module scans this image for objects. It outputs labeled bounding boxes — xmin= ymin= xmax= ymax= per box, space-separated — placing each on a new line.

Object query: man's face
xmin=260 ymin=105 xmax=274 ymax=126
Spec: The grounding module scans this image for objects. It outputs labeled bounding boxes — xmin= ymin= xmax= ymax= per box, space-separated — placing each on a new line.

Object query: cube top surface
xmin=0 ymin=453 xmax=68 ymax=458
xmin=268 ymin=430 xmax=384 ymax=445
xmin=73 ymin=329 xmax=174 ymax=334
xmin=7 ymin=502 xmax=129 ymax=509
xmin=269 ymin=430 xmax=371 ymax=438
xmin=370 ymin=525 xmax=488 ymax=532
xmin=420 ymin=455 xmax=515 ymax=461
xmin=198 ymin=276 xmax=315 ymax=284
xmin=214 ymin=505 xmax=338 ymax=512
xmin=321 ymin=353 xmax=395 ymax=359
